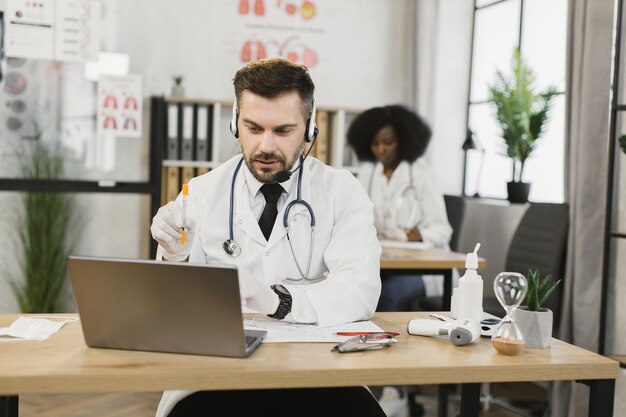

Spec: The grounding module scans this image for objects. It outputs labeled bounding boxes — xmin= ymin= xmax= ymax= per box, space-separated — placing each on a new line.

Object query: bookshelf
xmin=150 ymin=95 xmax=362 ymax=212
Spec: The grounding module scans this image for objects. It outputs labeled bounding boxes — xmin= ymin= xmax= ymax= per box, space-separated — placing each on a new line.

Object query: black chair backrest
xmin=505 ymin=202 xmax=569 ymax=332
xmin=443 ymin=195 xmax=465 ymax=251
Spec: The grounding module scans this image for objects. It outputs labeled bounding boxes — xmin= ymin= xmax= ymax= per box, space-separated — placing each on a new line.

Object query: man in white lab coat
xmin=150 ymin=58 xmax=384 ymax=417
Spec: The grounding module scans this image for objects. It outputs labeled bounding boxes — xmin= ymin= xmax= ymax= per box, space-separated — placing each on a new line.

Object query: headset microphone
xmin=274 ymin=129 xmax=319 ymax=183
xmin=274 ymin=170 xmax=293 ymax=184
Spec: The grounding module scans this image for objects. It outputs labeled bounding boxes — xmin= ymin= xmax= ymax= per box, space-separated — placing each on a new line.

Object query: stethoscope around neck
xmin=367 ymin=161 xmax=421 ymax=229
xmin=223 ymin=156 xmax=324 ymax=282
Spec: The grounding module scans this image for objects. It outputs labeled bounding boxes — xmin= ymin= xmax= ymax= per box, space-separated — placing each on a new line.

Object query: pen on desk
xmin=181 ymin=183 xmax=189 ymax=245
xmin=336 ymin=331 xmax=400 ymax=336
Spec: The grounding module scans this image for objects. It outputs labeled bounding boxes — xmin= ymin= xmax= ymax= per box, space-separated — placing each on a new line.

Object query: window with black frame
xmin=463 ymin=0 xmax=567 ymax=203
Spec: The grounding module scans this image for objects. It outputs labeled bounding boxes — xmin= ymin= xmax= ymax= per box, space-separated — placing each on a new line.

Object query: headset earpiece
xmin=230 ymin=100 xmax=239 ymax=138
xmin=304 ymin=100 xmax=318 ymax=143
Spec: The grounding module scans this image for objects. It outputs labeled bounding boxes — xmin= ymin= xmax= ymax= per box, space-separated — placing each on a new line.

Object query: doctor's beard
xmin=242 ymin=142 xmax=304 ymax=184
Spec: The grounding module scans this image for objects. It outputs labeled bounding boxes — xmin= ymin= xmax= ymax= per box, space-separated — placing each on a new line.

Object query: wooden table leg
xmin=0 ymin=396 xmax=18 ymax=417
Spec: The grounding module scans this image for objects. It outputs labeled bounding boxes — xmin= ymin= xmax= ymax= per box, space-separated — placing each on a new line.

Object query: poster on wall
xmin=204 ymin=0 xmax=410 ymax=108
xmin=97 ymin=74 xmax=142 ymax=139
xmin=55 ymin=0 xmax=101 ymax=62
xmin=5 ymin=0 xmax=55 ymax=60
xmin=5 ymin=0 xmax=101 ymax=62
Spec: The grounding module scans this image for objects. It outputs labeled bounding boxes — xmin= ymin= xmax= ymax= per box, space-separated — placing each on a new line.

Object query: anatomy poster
xmin=97 ymin=74 xmax=142 ymax=138
xmin=205 ymin=0 xmax=409 ymax=108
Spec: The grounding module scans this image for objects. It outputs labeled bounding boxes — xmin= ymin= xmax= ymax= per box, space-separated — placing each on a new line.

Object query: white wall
xmin=109 ymin=0 xmax=417 ymax=109
xmin=415 ymin=0 xmax=473 ymax=196
xmin=1 ymin=0 xmax=472 ymax=313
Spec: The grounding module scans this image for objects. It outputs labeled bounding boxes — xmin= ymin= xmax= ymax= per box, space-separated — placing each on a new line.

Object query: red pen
xmin=336 ymin=331 xmax=400 ymax=336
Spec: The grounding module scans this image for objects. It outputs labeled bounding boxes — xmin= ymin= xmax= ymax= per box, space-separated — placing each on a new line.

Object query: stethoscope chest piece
xmin=223 ymin=239 xmax=241 ymax=257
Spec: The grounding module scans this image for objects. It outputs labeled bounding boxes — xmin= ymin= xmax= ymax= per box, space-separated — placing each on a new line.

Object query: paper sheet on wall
xmin=55 ymin=0 xmax=101 ymax=62
xmin=244 ymin=318 xmax=385 ymax=343
xmin=5 ymin=0 xmax=101 ymax=62
xmin=5 ymin=0 xmax=55 ymax=60
xmin=97 ymin=74 xmax=142 ymax=139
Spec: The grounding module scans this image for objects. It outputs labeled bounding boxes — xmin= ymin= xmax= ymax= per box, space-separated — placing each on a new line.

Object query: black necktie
xmin=258 ymin=183 xmax=284 ymax=241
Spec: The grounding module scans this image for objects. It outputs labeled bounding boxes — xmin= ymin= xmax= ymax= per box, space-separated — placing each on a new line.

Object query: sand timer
xmin=492 ymin=272 xmax=527 ymax=356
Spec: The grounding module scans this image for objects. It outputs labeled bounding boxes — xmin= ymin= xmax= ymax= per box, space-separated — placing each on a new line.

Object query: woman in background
xmin=347 ymin=104 xmax=452 ymax=312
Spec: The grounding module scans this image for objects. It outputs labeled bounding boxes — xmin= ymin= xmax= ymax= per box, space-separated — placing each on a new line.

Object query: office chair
xmin=442 ymin=194 xmax=466 ymax=253
xmin=415 ymin=203 xmax=569 ymax=417
xmin=479 ymin=202 xmax=569 ymax=417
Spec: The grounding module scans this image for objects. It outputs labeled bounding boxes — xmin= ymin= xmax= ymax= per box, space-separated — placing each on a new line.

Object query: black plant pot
xmin=507 ymin=181 xmax=531 ymax=203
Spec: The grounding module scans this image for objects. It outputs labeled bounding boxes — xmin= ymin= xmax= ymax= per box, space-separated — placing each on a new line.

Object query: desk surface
xmin=0 ymin=313 xmax=616 ymax=396
xmin=381 ymin=247 xmax=487 ymax=270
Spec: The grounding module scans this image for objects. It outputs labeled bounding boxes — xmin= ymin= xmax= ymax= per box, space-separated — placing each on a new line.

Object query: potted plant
xmin=171 ymin=75 xmax=185 ymax=97
xmin=512 ymin=269 xmax=561 ymax=348
xmin=11 ymin=142 xmax=80 ymax=313
xmin=488 ymin=49 xmax=559 ymax=203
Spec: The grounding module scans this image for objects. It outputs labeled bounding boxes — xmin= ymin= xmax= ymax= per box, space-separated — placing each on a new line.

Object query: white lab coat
xmin=357 ymin=160 xmax=452 ymax=296
xmin=155 ymin=154 xmax=381 ymax=417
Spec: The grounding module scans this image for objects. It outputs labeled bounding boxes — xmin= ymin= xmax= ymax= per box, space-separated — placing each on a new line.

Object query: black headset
xmin=229 ymin=98 xmax=319 ymax=143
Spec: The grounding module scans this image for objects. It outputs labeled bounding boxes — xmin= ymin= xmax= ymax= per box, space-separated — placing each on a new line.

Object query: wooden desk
xmin=610 ymin=355 xmax=626 ymax=368
xmin=380 ymin=247 xmax=487 ymax=310
xmin=0 ymin=313 xmax=617 ymax=417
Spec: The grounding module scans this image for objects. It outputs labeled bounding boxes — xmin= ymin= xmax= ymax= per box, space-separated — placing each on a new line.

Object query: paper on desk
xmin=244 ymin=319 xmax=385 ymax=343
xmin=380 ymin=240 xmax=432 ymax=250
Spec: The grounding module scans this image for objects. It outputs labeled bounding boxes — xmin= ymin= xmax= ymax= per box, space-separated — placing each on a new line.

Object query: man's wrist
xmin=268 ymin=284 xmax=292 ymax=320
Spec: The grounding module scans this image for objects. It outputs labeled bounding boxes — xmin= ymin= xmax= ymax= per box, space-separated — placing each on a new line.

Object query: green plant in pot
xmin=11 ymin=142 xmax=79 ymax=313
xmin=488 ymin=49 xmax=559 ymax=204
xmin=512 ymin=269 xmax=561 ymax=348
xmin=619 ymin=134 xmax=626 ymax=154
xmin=171 ymin=75 xmax=185 ymax=97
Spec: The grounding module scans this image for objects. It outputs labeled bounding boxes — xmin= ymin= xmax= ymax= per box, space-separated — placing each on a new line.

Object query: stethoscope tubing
xmin=228 ymin=158 xmax=245 ymax=243
xmin=367 ymin=161 xmax=421 ymax=229
xmin=225 ymin=155 xmax=318 ymax=281
xmin=367 ymin=161 xmax=415 ymax=197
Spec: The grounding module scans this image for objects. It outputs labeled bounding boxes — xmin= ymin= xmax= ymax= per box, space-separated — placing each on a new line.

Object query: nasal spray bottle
xmin=407 ymin=243 xmax=483 ymax=346
xmin=457 ymin=243 xmax=483 ymax=323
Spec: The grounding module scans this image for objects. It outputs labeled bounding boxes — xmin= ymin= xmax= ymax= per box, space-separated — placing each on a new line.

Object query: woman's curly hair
xmin=346 ymin=105 xmax=432 ymax=163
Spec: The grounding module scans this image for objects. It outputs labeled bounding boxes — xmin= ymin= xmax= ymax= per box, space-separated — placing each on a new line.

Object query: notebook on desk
xmin=68 ymin=256 xmax=266 ymax=358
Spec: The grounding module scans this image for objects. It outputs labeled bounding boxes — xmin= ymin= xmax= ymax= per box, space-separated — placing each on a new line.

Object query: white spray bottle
xmin=457 ymin=243 xmax=483 ymax=323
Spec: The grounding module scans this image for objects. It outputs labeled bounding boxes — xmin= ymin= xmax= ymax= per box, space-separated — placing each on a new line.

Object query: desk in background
xmin=380 ymin=247 xmax=487 ymax=310
xmin=0 ymin=313 xmax=617 ymax=417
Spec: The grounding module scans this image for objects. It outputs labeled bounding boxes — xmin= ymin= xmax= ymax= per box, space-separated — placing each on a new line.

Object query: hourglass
xmin=492 ymin=272 xmax=527 ymax=355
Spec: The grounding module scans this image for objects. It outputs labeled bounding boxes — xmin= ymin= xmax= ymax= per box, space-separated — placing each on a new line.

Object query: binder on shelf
xmin=196 ymin=167 xmax=210 ymax=176
xmin=166 ymin=104 xmax=180 ymax=160
xmin=315 ymin=110 xmax=330 ymax=164
xmin=181 ymin=104 xmax=194 ymax=160
xmin=181 ymin=166 xmax=195 ymax=187
xmin=160 ymin=168 xmax=169 ymax=206
xmin=165 ymin=166 xmax=180 ymax=203
xmin=195 ymin=105 xmax=211 ymax=161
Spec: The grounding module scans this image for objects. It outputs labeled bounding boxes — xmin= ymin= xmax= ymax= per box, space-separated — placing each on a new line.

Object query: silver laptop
xmin=68 ymin=256 xmax=266 ymax=358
